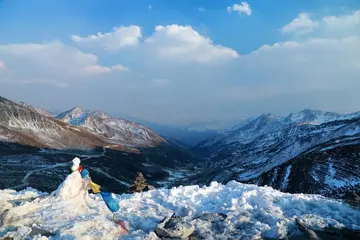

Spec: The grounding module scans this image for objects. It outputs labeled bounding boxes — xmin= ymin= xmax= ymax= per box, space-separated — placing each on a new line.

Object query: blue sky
xmin=0 ymin=0 xmax=360 ymax=125
xmin=3 ymin=0 xmax=359 ymax=52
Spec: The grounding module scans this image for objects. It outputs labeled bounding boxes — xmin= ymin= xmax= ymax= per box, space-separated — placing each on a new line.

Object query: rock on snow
xmin=0 ymin=172 xmax=359 ymax=239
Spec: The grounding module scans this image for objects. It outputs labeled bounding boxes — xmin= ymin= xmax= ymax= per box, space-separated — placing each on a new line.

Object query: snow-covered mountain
xmin=284 ymin=109 xmax=360 ymax=125
xmin=1 ymin=173 xmax=359 ymax=239
xmin=192 ymin=109 xmax=360 ymax=198
xmin=56 ymin=107 xmax=166 ymax=148
xmin=0 ymin=96 xmax=119 ymax=151
xmin=0 ymin=96 xmax=199 ymax=193
xmin=250 ymin=134 xmax=360 ymax=198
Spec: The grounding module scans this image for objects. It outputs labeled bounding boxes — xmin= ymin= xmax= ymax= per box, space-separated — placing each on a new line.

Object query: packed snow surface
xmin=1 ymin=172 xmax=360 ymax=239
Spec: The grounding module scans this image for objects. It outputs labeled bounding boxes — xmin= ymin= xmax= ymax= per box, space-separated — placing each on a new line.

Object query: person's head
xmin=71 ymin=157 xmax=81 ymax=172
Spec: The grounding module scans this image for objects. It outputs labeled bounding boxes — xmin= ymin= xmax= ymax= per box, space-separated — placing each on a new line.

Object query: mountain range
xmin=0 ymin=96 xmax=116 ymax=151
xmin=0 ymin=96 xmax=197 ymax=192
xmin=1 ymin=95 xmax=360 ymax=202
xmin=191 ymin=109 xmax=360 ymax=199
xmin=56 ymin=107 xmax=165 ymax=148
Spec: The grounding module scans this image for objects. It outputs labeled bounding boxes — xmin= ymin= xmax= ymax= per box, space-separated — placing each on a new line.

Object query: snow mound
xmin=51 ymin=171 xmax=86 ymax=201
xmin=1 ymin=179 xmax=360 ymax=239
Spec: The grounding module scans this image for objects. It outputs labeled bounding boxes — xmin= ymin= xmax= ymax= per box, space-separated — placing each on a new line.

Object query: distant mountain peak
xmin=69 ymin=106 xmax=84 ymax=112
xmin=300 ymin=108 xmax=316 ymax=112
xmin=56 ymin=107 xmax=165 ymax=147
xmin=259 ymin=113 xmax=281 ymax=120
xmin=62 ymin=107 xmax=111 ymax=120
xmin=56 ymin=107 xmax=88 ymax=126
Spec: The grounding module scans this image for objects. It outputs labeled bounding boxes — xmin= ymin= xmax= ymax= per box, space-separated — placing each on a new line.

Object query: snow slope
xmin=1 ymin=172 xmax=360 ymax=240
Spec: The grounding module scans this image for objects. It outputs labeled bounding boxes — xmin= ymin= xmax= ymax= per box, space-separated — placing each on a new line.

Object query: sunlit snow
xmin=1 ymin=172 xmax=359 ymax=239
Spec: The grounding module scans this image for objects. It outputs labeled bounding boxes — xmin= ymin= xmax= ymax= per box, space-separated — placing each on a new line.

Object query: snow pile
xmin=51 ymin=171 xmax=87 ymax=201
xmin=1 ymin=174 xmax=360 ymax=239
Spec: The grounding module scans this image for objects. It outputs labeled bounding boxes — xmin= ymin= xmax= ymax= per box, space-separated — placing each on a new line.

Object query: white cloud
xmin=244 ymin=36 xmax=360 ymax=89
xmin=198 ymin=7 xmax=205 ymax=12
xmin=111 ymin=64 xmax=129 ymax=71
xmin=144 ymin=25 xmax=239 ymax=63
xmin=71 ymin=25 xmax=142 ymax=52
xmin=0 ymin=42 xmax=128 ymax=87
xmin=281 ymin=10 xmax=360 ymax=37
xmin=0 ymin=60 xmax=5 ymax=69
xmin=70 ymin=24 xmax=239 ymax=63
xmin=227 ymin=2 xmax=252 ymax=16
xmin=81 ymin=64 xmax=129 ymax=74
xmin=281 ymin=13 xmax=319 ymax=34
xmin=1 ymin=10 xmax=360 ymax=124
xmin=323 ymin=10 xmax=360 ymax=28
xmin=0 ymin=42 xmax=98 ymax=71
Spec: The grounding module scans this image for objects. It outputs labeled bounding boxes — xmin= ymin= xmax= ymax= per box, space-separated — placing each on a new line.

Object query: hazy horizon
xmin=1 ymin=0 xmax=360 ymax=125
xmin=2 ymin=94 xmax=360 ymax=129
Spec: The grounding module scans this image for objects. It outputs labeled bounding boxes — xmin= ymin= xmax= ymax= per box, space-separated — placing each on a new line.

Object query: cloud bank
xmin=0 ymin=10 xmax=360 ymax=125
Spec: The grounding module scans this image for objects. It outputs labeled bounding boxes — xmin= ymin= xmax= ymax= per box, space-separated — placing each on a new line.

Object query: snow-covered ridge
xmin=196 ymin=109 xmax=360 ymax=160
xmin=199 ymin=109 xmax=360 ymax=147
xmin=192 ymin=109 xmax=360 ymax=198
xmin=1 ymin=173 xmax=359 ymax=239
xmin=56 ymin=107 xmax=165 ymax=148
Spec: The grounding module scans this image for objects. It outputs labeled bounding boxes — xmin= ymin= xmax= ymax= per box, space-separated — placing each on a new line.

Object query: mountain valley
xmin=1 ymin=96 xmax=360 ymax=203
xmin=0 ymin=96 xmax=198 ymax=193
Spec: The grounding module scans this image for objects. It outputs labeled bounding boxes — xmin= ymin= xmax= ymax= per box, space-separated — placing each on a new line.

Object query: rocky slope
xmin=192 ymin=109 xmax=360 ymax=198
xmin=18 ymin=101 xmax=54 ymax=118
xmin=56 ymin=107 xmax=165 ymax=148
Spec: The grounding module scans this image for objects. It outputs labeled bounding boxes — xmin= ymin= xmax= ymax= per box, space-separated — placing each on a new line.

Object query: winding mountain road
xmin=11 ymin=147 xmax=107 ymax=190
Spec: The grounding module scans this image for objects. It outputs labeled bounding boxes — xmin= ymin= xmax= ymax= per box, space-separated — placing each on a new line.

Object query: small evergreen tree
xmin=131 ymin=172 xmax=148 ymax=192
